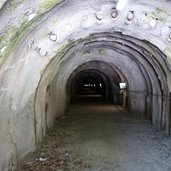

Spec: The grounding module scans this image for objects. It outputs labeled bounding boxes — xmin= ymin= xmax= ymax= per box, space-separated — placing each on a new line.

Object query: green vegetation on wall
xmin=39 ymin=0 xmax=60 ymax=13
xmin=0 ymin=0 xmax=61 ymax=67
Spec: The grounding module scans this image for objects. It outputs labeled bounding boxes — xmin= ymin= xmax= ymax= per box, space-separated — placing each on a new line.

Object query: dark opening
xmin=67 ymin=61 xmax=128 ymax=107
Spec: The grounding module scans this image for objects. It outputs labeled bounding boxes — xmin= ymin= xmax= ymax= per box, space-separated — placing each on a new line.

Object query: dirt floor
xmin=18 ymin=96 xmax=171 ymax=171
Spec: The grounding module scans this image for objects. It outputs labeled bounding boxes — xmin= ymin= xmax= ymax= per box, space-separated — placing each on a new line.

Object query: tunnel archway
xmin=1 ymin=0 xmax=171 ymax=169
xmin=69 ymin=70 xmax=110 ymax=101
xmin=66 ymin=61 xmax=127 ymax=106
xmin=35 ymin=32 xmax=171 ymax=148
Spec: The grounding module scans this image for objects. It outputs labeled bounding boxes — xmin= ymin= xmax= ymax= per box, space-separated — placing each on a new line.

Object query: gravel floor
xmin=18 ymin=96 xmax=171 ymax=171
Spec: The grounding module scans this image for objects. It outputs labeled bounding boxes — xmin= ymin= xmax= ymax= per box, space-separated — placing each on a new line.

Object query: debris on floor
xmin=18 ymin=99 xmax=171 ymax=171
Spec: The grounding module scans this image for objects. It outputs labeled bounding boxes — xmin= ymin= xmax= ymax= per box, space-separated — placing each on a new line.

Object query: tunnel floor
xmin=19 ymin=96 xmax=171 ymax=171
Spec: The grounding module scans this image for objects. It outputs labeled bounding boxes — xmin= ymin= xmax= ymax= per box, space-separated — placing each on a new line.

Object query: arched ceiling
xmin=0 ymin=1 xmax=171 ymax=170
xmin=0 ymin=0 xmax=171 ymax=67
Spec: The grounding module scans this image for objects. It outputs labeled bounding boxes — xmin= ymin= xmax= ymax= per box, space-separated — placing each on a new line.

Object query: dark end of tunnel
xmin=66 ymin=61 xmax=128 ymax=107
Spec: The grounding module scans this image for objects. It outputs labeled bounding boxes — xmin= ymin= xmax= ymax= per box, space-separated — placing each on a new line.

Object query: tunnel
xmin=0 ymin=0 xmax=171 ymax=170
xmin=67 ymin=61 xmax=126 ymax=104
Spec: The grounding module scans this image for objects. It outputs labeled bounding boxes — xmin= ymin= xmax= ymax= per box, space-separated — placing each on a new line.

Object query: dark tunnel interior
xmin=67 ymin=61 xmax=128 ymax=108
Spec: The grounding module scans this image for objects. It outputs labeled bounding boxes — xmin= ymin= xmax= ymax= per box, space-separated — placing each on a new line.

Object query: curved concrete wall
xmin=0 ymin=0 xmax=171 ymax=170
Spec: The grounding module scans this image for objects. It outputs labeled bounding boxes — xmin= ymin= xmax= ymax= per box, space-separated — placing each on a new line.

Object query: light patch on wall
xmin=28 ymin=13 xmax=37 ymax=21
xmin=120 ymin=82 xmax=127 ymax=89
xmin=116 ymin=0 xmax=128 ymax=11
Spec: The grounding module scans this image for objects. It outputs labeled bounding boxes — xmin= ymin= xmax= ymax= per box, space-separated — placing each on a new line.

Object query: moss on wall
xmin=39 ymin=0 xmax=60 ymax=13
xmin=6 ymin=0 xmax=24 ymax=11
xmin=151 ymin=7 xmax=167 ymax=24
xmin=0 ymin=0 xmax=61 ymax=68
xmin=28 ymin=93 xmax=35 ymax=111
xmin=156 ymin=7 xmax=167 ymax=14
xmin=163 ymin=46 xmax=171 ymax=64
xmin=0 ymin=19 xmax=31 ymax=67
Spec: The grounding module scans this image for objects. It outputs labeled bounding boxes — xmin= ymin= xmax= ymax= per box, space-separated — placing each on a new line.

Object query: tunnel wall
xmin=0 ymin=0 xmax=171 ymax=170
xmin=54 ymin=49 xmax=147 ymax=117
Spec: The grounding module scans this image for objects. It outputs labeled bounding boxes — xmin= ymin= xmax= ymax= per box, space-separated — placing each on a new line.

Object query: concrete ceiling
xmin=0 ymin=0 xmax=171 ymax=170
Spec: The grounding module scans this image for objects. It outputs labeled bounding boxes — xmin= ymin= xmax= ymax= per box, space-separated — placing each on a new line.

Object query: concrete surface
xmin=19 ymin=96 xmax=171 ymax=171
xmin=0 ymin=0 xmax=171 ymax=170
